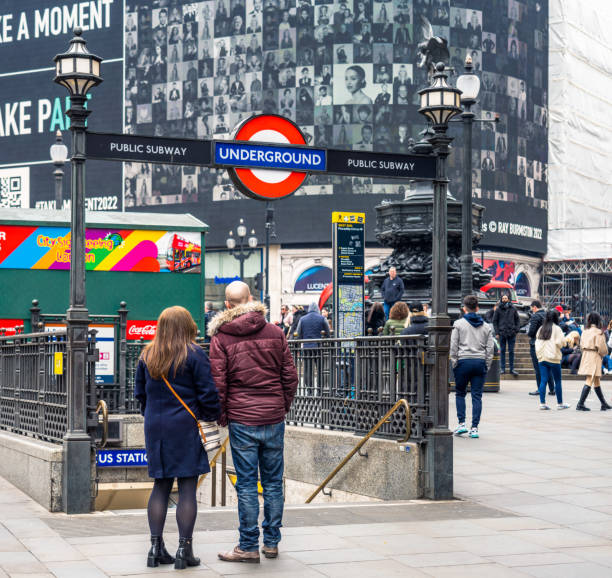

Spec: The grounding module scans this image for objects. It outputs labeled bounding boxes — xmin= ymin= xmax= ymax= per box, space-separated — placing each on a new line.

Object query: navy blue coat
xmin=297 ymin=311 xmax=330 ymax=348
xmin=135 ymin=345 xmax=221 ymax=479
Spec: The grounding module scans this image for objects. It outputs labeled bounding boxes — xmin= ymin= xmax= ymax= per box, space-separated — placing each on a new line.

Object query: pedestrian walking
xmin=492 ymin=293 xmax=520 ymax=375
xmin=383 ymin=301 xmax=409 ymax=335
xmin=401 ymin=302 xmax=429 ymax=336
xmin=535 ymin=309 xmax=571 ymax=410
xmin=288 ymin=305 xmax=305 ymax=337
xmin=297 ymin=303 xmax=330 ymax=394
xmin=451 ymin=295 xmax=494 ymax=439
xmin=527 ymin=300 xmax=555 ymax=397
xmin=575 ymin=312 xmax=611 ymax=411
xmin=381 ymin=266 xmax=404 ymax=318
xmin=365 ymin=302 xmax=385 ymax=335
xmin=209 ymin=281 xmax=298 ymax=563
xmin=204 ymin=301 xmax=216 ymax=342
xmin=135 ymin=306 xmax=221 ymax=570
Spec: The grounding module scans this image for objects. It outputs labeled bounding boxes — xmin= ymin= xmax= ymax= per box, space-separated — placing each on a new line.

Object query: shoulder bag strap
xmin=162 ymin=375 xmax=207 ymax=442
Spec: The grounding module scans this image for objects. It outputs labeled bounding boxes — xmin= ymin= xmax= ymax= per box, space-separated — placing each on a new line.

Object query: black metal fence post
xmin=30 ymin=300 xmax=41 ymax=333
xmin=117 ymin=302 xmax=128 ymax=411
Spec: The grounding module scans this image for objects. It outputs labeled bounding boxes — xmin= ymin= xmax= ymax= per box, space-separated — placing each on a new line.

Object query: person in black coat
xmin=492 ymin=294 xmax=520 ymax=375
xmin=401 ymin=303 xmax=429 ymax=336
xmin=135 ymin=306 xmax=220 ymax=569
xmin=526 ymin=300 xmax=555 ymax=396
xmin=365 ymin=302 xmax=385 ymax=335
xmin=381 ymin=266 xmax=404 ymax=319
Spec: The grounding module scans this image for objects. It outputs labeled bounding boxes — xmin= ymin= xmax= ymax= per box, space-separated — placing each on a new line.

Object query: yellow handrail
xmin=305 ymin=399 xmax=411 ymax=503
xmin=95 ymin=400 xmax=108 ymax=448
xmin=197 ymin=436 xmax=230 ymax=489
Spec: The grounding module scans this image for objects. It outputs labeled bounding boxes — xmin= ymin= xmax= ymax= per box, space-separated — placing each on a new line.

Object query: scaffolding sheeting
xmin=548 ymin=0 xmax=612 ymax=261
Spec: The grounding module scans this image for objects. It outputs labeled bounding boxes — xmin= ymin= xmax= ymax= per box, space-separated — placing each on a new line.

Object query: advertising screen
xmin=0 ymin=225 xmax=200 ymax=273
xmin=0 ymin=0 xmax=549 ymax=254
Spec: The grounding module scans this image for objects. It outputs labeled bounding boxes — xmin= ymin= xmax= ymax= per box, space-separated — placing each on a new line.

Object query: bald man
xmin=208 ymin=281 xmax=298 ymax=563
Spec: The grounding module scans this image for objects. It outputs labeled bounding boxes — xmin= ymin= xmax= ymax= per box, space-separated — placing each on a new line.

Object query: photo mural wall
xmin=0 ymin=0 xmax=548 ymax=252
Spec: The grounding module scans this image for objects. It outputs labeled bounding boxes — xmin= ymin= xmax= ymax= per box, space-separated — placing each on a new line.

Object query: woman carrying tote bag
xmin=535 ymin=309 xmax=570 ymax=410
xmin=135 ymin=306 xmax=220 ymax=569
xmin=576 ymin=312 xmax=611 ymax=411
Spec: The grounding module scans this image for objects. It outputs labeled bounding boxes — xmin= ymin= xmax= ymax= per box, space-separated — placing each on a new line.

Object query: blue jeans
xmin=228 ymin=421 xmax=285 ymax=551
xmin=530 ymin=344 xmax=555 ymax=391
xmin=383 ymin=302 xmax=393 ymax=319
xmin=499 ymin=334 xmax=516 ymax=372
xmin=453 ymin=359 xmax=487 ymax=428
xmin=538 ymin=361 xmax=563 ymax=404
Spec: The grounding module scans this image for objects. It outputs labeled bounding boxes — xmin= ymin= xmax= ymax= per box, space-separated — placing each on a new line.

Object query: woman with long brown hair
xmin=135 ymin=306 xmax=220 ymax=569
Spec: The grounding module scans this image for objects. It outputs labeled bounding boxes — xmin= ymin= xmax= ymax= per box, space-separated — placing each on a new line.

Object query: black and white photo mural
xmin=122 ymin=0 xmax=548 ymax=250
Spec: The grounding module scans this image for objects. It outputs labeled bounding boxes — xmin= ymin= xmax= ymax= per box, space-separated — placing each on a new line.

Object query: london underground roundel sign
xmin=226 ymin=115 xmax=309 ymax=201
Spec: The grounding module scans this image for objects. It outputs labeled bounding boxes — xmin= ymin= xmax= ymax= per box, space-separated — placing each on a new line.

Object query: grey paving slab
xmin=8 ymin=574 xmax=55 ymax=578
xmin=509 ymin=503 xmax=612 ymax=525
xmin=19 ymin=537 xmax=84 ymax=563
xmin=550 ymin=492 xmax=612 ymax=507
xmin=277 ymin=534 xmax=354 ymax=552
xmin=446 ymin=534 xmax=550 ymax=557
xmin=44 ymin=560 xmax=115 ymax=578
xmin=519 ymin=562 xmax=612 ymax=578
xmin=504 ymin=528 xmax=612 ymax=549
xmin=468 ymin=517 xmax=557 ymax=532
xmin=310 ymin=559 xmax=428 ymax=577
xmin=393 ymin=551 xmax=487 ymax=567
xmin=485 ymin=552 xmax=582 ymax=567
xmin=207 ymin=556 xmax=323 ymax=575
xmin=287 ymin=548 xmax=383 ymax=565
xmin=561 ymin=545 xmax=612 ymax=568
xmin=88 ymin=553 xmax=179 ymax=575
xmin=419 ymin=563 xmax=530 ymax=577
xmin=347 ymin=534 xmax=462 ymax=556
xmin=0 ymin=552 xmax=48 ymax=574
xmin=1 ymin=519 xmax=57 ymax=540
xmin=109 ymin=572 xmax=220 ymax=578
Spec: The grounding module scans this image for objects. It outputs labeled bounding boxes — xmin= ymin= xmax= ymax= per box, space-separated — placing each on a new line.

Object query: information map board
xmin=332 ymin=212 xmax=365 ymax=341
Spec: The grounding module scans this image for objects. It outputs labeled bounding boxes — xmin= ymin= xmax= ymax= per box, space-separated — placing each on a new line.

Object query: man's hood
xmin=463 ymin=312 xmax=484 ymax=327
xmin=207 ymin=301 xmax=268 ymax=337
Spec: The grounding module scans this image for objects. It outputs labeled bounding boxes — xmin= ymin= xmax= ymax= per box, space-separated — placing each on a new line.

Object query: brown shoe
xmin=218 ymin=545 xmax=260 ymax=564
xmin=262 ymin=545 xmax=278 ymax=559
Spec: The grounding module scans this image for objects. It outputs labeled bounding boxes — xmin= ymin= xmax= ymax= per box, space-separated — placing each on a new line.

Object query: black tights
xmin=147 ymin=476 xmax=198 ymax=539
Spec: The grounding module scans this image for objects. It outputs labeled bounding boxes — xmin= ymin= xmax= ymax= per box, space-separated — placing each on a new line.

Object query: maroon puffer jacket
xmin=208 ymin=302 xmax=298 ymax=426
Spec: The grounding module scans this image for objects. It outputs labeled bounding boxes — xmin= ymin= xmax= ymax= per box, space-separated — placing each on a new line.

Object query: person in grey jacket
xmin=450 ymin=295 xmax=494 ymax=439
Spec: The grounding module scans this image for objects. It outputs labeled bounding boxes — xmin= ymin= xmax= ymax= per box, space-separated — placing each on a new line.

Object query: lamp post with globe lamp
xmin=226 ymin=218 xmax=258 ymax=281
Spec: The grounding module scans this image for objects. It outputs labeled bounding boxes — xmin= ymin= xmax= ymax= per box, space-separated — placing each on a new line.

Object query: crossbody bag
xmin=162 ymin=375 xmax=221 ymax=453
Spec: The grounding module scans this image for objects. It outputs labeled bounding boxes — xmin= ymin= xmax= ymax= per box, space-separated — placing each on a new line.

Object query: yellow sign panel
xmin=332 ymin=212 xmax=365 ymax=224
xmin=53 ymin=352 xmax=63 ymax=375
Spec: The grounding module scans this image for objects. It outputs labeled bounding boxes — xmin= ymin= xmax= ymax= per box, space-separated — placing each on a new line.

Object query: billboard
xmin=0 ymin=225 xmax=200 ymax=273
xmin=0 ymin=0 xmax=548 ymax=254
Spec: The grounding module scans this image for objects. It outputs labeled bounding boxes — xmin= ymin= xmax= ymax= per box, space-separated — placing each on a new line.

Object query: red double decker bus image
xmin=165 ymin=234 xmax=201 ymax=272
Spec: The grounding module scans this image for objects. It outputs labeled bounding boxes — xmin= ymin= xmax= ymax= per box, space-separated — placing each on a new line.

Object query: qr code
xmin=0 ymin=176 xmax=23 ymax=208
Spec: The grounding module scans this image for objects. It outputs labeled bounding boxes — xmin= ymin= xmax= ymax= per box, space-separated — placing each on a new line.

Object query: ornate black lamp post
xmin=50 ymin=130 xmax=68 ymax=209
xmin=264 ymin=203 xmax=277 ymax=313
xmin=226 ymin=218 xmax=258 ymax=280
xmin=456 ymin=56 xmax=481 ymax=298
xmin=54 ymin=28 xmax=102 ymax=514
xmin=418 ymin=62 xmax=462 ymax=500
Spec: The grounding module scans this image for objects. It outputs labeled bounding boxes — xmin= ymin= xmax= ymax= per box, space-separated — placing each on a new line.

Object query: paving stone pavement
xmin=1 ymin=380 xmax=612 ymax=577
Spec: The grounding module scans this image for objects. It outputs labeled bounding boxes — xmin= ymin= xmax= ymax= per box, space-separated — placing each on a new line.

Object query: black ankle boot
xmin=576 ymin=385 xmax=591 ymax=411
xmin=175 ymin=537 xmax=200 ymax=570
xmin=147 ymin=536 xmax=175 ymax=567
xmin=594 ymin=386 xmax=612 ymax=411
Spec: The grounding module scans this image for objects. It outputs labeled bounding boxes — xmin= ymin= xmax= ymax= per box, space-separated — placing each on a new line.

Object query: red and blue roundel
xmin=227 ymin=115 xmax=309 ymax=201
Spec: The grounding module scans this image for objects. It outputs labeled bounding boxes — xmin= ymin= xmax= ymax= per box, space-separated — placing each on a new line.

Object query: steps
xmin=499 ymin=332 xmax=611 ymax=381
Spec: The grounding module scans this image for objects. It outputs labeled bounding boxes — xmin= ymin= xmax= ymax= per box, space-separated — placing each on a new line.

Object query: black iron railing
xmin=0 ymin=330 xmax=98 ymax=443
xmin=286 ymin=335 xmax=430 ymax=441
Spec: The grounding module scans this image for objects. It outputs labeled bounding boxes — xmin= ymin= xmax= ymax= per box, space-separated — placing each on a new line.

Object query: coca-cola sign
xmin=0 ymin=319 xmax=24 ymax=336
xmin=127 ymin=321 xmax=157 ymax=340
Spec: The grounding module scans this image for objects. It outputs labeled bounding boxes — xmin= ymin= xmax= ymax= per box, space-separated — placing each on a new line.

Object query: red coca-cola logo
xmin=0 ymin=319 xmax=24 ymax=336
xmin=127 ymin=321 xmax=157 ymax=340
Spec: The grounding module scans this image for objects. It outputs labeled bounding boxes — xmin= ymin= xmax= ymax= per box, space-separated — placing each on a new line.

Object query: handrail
xmin=305 ymin=399 xmax=411 ymax=504
xmin=95 ymin=400 xmax=109 ymax=448
xmin=197 ymin=436 xmax=230 ymax=506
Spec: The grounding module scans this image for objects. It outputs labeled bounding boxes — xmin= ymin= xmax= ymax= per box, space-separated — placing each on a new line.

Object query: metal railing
xmin=0 ymin=330 xmax=98 ymax=443
xmin=306 ymin=399 xmax=411 ymax=503
xmin=287 ymin=335 xmax=430 ymax=442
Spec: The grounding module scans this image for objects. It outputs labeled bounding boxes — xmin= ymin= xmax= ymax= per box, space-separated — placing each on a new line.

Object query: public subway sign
xmin=326 ymin=149 xmax=437 ymax=180
xmin=86 ymin=132 xmax=212 ymax=167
